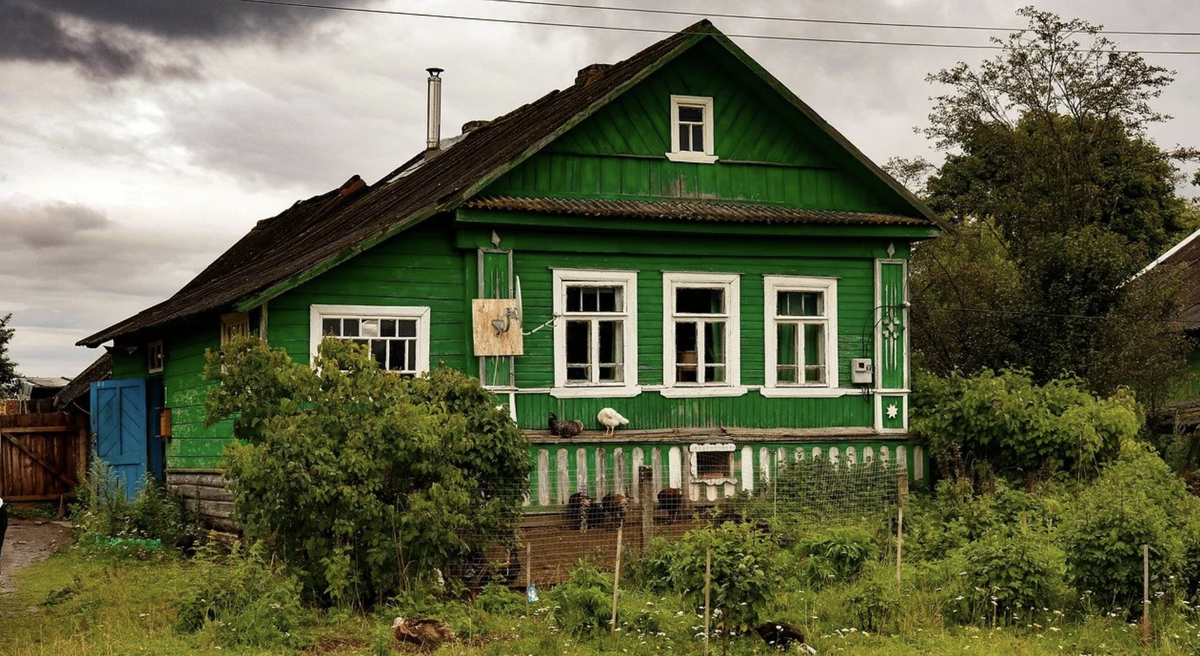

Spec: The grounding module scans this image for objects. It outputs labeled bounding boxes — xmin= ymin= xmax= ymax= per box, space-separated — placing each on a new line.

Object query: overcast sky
xmin=2 ymin=0 xmax=1198 ymax=377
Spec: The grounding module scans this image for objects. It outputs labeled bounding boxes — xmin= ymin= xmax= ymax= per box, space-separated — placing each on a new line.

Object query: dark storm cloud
xmin=0 ymin=0 xmax=361 ymax=79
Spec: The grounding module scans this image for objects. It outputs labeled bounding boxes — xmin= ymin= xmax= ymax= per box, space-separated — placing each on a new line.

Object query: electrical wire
xmin=213 ymin=0 xmax=1200 ymax=55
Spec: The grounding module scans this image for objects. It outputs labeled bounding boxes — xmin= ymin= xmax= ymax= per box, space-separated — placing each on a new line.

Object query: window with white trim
xmin=666 ymin=95 xmax=717 ymax=164
xmin=663 ymin=272 xmax=740 ymax=388
xmin=552 ymin=270 xmax=638 ymax=393
xmin=309 ymin=305 xmax=431 ymax=376
xmin=764 ymin=275 xmax=839 ymax=390
xmin=690 ymin=443 xmax=736 ymax=484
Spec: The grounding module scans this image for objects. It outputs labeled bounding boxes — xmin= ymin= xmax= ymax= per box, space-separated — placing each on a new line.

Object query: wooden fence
xmin=0 ymin=412 xmax=88 ymax=502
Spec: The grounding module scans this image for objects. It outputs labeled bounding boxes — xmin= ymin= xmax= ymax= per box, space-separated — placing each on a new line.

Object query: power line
xmin=215 ymin=0 xmax=1200 ymax=55
xmin=467 ymin=0 xmax=1200 ymax=38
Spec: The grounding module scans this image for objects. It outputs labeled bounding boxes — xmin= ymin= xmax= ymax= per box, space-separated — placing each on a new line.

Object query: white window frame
xmin=666 ymin=95 xmax=718 ymax=164
xmin=661 ymin=272 xmax=745 ymax=398
xmin=147 ymin=340 xmax=164 ymax=374
xmin=762 ymin=275 xmax=840 ymax=397
xmin=309 ymin=304 xmax=431 ymax=375
xmin=689 ymin=442 xmax=737 ymax=486
xmin=552 ymin=269 xmax=640 ymax=398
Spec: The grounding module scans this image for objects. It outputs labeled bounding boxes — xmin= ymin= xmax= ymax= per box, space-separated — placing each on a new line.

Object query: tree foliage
xmin=204 ymin=336 xmax=530 ymax=608
xmin=0 ymin=313 xmax=19 ymax=399
xmin=912 ymin=369 xmax=1142 ymax=482
xmin=899 ymin=7 xmax=1198 ymax=401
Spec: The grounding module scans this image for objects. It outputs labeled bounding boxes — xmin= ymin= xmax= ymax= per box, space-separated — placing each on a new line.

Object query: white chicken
xmin=597 ymin=407 xmax=629 ymax=436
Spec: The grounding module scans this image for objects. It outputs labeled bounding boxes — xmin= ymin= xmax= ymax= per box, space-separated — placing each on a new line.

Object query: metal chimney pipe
xmin=426 ymin=67 xmax=443 ymax=150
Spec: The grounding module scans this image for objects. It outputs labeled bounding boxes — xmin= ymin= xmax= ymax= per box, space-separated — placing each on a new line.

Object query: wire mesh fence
xmin=446 ymin=441 xmax=914 ymax=591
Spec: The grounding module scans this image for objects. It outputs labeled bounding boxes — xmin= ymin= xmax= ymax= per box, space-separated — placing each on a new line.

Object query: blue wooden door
xmin=90 ymin=379 xmax=148 ymax=501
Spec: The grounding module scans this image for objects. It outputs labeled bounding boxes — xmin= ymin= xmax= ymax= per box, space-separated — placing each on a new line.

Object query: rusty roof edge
xmin=703 ymin=31 xmax=951 ymax=235
xmin=231 ymin=31 xmax=708 ymax=313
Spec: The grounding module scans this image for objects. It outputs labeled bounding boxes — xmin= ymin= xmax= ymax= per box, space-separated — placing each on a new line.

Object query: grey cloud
xmin=0 ymin=0 xmax=361 ymax=79
xmin=5 ymin=201 xmax=109 ymax=248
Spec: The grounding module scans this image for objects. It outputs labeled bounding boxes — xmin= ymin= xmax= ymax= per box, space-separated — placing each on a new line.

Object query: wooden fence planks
xmin=0 ymin=412 xmax=87 ymax=501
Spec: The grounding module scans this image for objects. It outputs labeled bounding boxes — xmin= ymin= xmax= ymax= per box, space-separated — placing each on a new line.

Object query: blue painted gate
xmin=90 ymin=378 xmax=148 ymax=500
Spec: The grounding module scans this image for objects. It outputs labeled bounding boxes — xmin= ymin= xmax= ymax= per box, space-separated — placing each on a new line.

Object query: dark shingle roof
xmin=79 ymin=19 xmax=941 ymax=348
xmin=54 ymin=352 xmax=112 ymax=411
xmin=1141 ymin=228 xmax=1200 ymax=329
xmin=464 ymin=196 xmax=934 ymax=227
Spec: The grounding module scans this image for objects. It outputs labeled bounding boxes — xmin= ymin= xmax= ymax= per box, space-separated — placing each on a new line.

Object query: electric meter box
xmin=851 ymin=358 xmax=874 ymax=385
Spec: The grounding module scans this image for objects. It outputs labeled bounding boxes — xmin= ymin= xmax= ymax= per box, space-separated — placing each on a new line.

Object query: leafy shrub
xmin=205 ymin=336 xmax=530 ymax=607
xmin=796 ymin=525 xmax=879 ymax=586
xmin=666 ymin=522 xmax=779 ymax=637
xmin=548 ymin=562 xmax=614 ymax=636
xmin=73 ymin=461 xmax=201 ymax=555
xmin=1061 ymin=441 xmax=1196 ymax=609
xmin=625 ymin=537 xmax=676 ymax=593
xmin=844 ymin=561 xmax=900 ymax=633
xmin=475 ymin=583 xmax=526 ymax=616
xmin=912 ymin=369 xmax=1141 ymax=481
xmin=175 ymin=543 xmax=308 ymax=648
xmin=958 ymin=527 xmax=1067 ymax=621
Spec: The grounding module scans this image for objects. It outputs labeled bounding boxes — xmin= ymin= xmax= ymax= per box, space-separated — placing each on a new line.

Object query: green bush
xmin=844 ymin=561 xmax=900 ymax=633
xmin=795 ymin=525 xmax=880 ymax=586
xmin=548 ymin=562 xmax=614 ymax=636
xmin=666 ymin=521 xmax=779 ymax=638
xmin=958 ymin=527 xmax=1067 ymax=622
xmin=73 ymin=461 xmax=201 ymax=555
xmin=1061 ymin=441 xmax=1196 ymax=609
xmin=912 ymin=369 xmax=1141 ymax=481
xmin=475 ymin=583 xmax=526 ymax=616
xmin=175 ymin=542 xmax=308 ymax=648
xmin=204 ymin=336 xmax=531 ymax=607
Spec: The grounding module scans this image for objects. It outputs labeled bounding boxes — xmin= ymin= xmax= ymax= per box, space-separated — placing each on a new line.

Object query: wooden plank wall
xmin=0 ymin=412 xmax=87 ymax=501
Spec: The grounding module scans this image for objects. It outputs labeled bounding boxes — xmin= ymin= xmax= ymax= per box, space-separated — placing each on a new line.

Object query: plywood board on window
xmin=472 ymin=299 xmax=524 ymax=356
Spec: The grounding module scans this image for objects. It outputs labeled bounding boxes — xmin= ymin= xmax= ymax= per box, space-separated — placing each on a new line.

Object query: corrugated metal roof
xmin=78 ymin=19 xmax=941 ymax=348
xmin=464 ymin=196 xmax=932 ymax=227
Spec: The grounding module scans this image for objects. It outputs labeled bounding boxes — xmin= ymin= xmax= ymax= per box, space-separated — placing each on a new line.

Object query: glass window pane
xmin=599 ymin=365 xmax=621 ymax=382
xmin=679 ymin=106 xmax=703 ymax=123
xmin=692 ymin=124 xmax=704 ymax=152
xmin=567 ymin=286 xmax=582 ymax=312
xmin=582 ymin=287 xmax=598 ymax=312
xmin=321 ymin=319 xmax=340 ymax=336
xmin=679 ymin=124 xmax=690 ymax=151
xmin=361 ymin=319 xmax=381 ymax=338
xmin=676 ymin=287 xmax=724 ymax=314
xmin=705 ymin=364 xmax=725 ymax=383
xmin=598 ymin=287 xmax=620 ymax=313
xmin=778 ymin=291 xmax=822 ymax=317
xmin=370 ymin=340 xmax=387 ymax=368
xmin=675 ymin=321 xmax=698 ymax=383
xmin=777 ymin=365 xmax=799 ymax=384
xmin=398 ymin=320 xmax=417 ymax=338
xmin=407 ymin=340 xmax=417 ymax=370
xmin=380 ymin=319 xmax=396 ymax=338
xmin=567 ymin=366 xmax=589 ymax=381
xmin=598 ymin=320 xmax=622 ymax=364
xmin=342 ymin=320 xmax=360 ymax=337
xmin=706 ymin=321 xmax=726 ymax=366
xmin=777 ymin=323 xmax=797 ymax=366
xmin=804 ymin=324 xmax=825 ymax=383
xmin=566 ymin=320 xmax=590 ymax=367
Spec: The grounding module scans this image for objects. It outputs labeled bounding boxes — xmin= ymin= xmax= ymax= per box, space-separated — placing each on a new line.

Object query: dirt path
xmin=0 ymin=518 xmax=73 ymax=594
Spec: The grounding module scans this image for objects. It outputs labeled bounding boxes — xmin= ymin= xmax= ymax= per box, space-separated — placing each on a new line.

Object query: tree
xmin=204 ymin=336 xmax=531 ymax=608
xmin=0 ymin=313 xmax=19 ymax=399
xmin=903 ymin=7 xmax=1198 ymax=401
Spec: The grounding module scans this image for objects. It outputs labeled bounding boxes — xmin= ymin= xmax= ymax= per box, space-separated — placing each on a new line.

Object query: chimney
xmin=426 ymin=67 xmax=443 ymax=151
xmin=574 ymin=63 xmax=611 ymax=87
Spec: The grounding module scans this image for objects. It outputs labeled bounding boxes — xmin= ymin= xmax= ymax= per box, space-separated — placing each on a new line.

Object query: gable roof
xmin=79 ymin=19 xmax=943 ymax=348
xmin=1138 ymin=227 xmax=1200 ymax=329
xmin=54 ymin=352 xmax=112 ymax=411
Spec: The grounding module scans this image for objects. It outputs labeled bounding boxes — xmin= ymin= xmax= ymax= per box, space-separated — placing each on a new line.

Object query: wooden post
xmin=639 ymin=466 xmax=654 ymax=552
xmin=1142 ymin=544 xmax=1150 ymax=645
xmin=611 ymin=526 xmax=623 ymax=639
xmin=526 ymin=542 xmax=532 ymax=618
xmin=703 ymin=546 xmax=712 ymax=656
xmin=896 ymin=474 xmax=908 ymax=596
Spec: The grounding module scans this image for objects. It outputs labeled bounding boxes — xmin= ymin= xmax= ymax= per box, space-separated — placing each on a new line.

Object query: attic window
xmin=147 ymin=341 xmax=164 ymax=374
xmin=666 ymin=95 xmax=717 ymax=164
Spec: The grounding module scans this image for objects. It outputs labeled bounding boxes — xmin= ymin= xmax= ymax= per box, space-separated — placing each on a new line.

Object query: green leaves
xmin=203 ymin=336 xmax=531 ymax=607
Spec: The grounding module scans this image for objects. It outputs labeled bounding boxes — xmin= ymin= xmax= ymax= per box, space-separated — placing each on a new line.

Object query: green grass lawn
xmin=5 ymin=546 xmax=1200 ymax=656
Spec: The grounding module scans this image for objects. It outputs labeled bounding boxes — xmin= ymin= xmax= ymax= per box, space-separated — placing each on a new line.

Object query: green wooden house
xmin=78 ymin=20 xmax=944 ymax=525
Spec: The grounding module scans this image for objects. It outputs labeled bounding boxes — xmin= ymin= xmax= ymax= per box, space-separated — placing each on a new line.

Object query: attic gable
xmin=481 ymin=38 xmax=921 ymax=217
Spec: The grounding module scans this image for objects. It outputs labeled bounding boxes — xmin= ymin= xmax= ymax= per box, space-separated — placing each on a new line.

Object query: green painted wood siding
xmin=878 ymin=262 xmax=907 ymax=390
xmin=267 ymin=220 xmax=469 ymax=372
xmin=484 ymin=41 xmax=910 ymax=215
xmin=163 ymin=324 xmax=228 ymax=469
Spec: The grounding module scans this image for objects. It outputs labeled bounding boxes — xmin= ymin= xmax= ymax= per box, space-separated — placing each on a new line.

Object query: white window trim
xmin=551 ymin=269 xmax=640 ymax=398
xmin=309 ymin=304 xmax=431 ymax=375
xmin=666 ymin=95 xmax=718 ymax=164
xmin=689 ymin=442 xmax=737 ymax=486
xmin=662 ymin=272 xmax=744 ymax=397
xmin=763 ymin=275 xmax=840 ymax=396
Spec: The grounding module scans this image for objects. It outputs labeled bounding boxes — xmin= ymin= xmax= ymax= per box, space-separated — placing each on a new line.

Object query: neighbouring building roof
xmin=1137 ymin=227 xmax=1200 ymax=330
xmin=54 ymin=352 xmax=113 ymax=411
xmin=79 ymin=19 xmax=943 ymax=349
